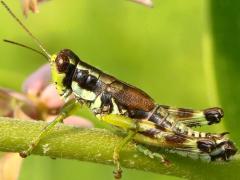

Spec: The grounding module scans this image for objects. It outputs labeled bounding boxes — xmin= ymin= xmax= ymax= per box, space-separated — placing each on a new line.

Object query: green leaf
xmin=211 ymin=0 xmax=240 ymax=146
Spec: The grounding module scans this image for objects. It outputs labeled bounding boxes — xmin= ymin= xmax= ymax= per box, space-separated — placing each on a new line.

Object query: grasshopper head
xmin=50 ymin=49 xmax=79 ymax=99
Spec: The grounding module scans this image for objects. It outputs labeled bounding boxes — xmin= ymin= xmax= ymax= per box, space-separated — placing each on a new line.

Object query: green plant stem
xmin=0 ymin=117 xmax=239 ymax=179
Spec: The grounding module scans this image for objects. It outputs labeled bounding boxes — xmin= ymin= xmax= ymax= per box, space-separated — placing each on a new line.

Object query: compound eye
xmin=56 ymin=54 xmax=70 ymax=73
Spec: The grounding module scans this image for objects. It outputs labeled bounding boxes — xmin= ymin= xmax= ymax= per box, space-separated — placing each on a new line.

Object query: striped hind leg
xmin=134 ymin=128 xmax=237 ymax=162
xmin=159 ymin=105 xmax=224 ymax=127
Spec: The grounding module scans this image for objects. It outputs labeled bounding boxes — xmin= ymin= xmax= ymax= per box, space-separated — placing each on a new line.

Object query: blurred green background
xmin=0 ymin=0 xmax=239 ymax=179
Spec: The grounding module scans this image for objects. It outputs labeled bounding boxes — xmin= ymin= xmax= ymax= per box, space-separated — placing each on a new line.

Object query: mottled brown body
xmin=54 ymin=49 xmax=237 ymax=162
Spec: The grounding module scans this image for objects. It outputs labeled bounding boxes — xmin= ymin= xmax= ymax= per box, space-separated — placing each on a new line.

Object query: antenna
xmin=3 ymin=39 xmax=48 ymax=59
xmin=1 ymin=1 xmax=51 ymax=60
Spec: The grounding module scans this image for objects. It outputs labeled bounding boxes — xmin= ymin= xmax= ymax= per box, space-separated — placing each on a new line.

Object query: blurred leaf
xmin=0 ymin=153 xmax=23 ymax=180
xmin=210 ymin=0 xmax=240 ymax=146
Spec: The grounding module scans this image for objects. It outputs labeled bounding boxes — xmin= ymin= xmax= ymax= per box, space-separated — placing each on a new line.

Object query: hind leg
xmin=159 ymin=105 xmax=223 ymax=127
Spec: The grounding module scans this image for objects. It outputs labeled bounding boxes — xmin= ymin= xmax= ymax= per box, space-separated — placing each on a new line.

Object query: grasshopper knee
xmin=197 ymin=139 xmax=237 ymax=161
xmin=19 ymin=151 xmax=28 ymax=158
xmin=204 ymin=107 xmax=224 ymax=125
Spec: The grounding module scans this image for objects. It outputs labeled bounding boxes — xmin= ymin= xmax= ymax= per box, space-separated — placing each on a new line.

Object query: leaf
xmin=210 ymin=0 xmax=240 ymax=147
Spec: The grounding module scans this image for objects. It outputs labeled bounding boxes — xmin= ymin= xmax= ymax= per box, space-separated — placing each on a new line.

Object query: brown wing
xmin=108 ymin=80 xmax=155 ymax=111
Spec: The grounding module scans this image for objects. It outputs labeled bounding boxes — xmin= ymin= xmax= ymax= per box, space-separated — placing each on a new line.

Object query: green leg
xmin=136 ymin=144 xmax=170 ymax=166
xmin=20 ymin=99 xmax=78 ymax=158
xmin=113 ymin=131 xmax=136 ymax=179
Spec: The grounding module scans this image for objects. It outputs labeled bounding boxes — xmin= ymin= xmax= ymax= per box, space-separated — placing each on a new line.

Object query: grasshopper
xmin=1 ymin=1 xmax=237 ymax=179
